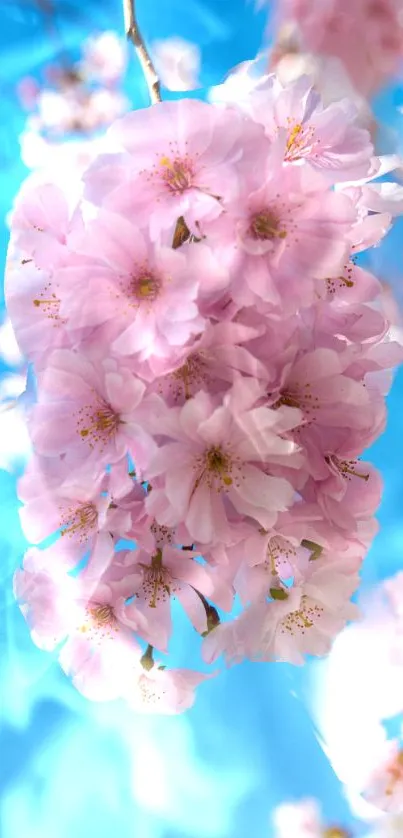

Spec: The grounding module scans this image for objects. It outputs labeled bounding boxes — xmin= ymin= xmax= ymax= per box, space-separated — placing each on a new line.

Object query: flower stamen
xmin=139 ymin=549 xmax=172 ymax=608
xmin=60 ymin=502 xmax=98 ymax=542
xmin=76 ymin=399 xmax=121 ymax=450
xmin=249 ymin=210 xmax=287 ymax=241
xmin=326 ymin=455 xmax=370 ymax=482
xmin=160 ymin=155 xmax=194 ymax=193
xmin=131 ymin=270 xmax=160 ymax=303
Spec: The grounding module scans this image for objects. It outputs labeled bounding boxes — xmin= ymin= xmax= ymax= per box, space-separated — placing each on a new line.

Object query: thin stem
xmin=123 ymin=0 xmax=162 ymax=104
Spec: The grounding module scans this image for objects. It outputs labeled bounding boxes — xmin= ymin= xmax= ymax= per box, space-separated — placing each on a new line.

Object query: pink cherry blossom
xmin=362 ymin=738 xmax=403 ymax=814
xmin=144 ymin=380 xmax=303 ymax=544
xmin=28 ymin=349 xmax=151 ymax=476
xmin=277 ymin=0 xmax=403 ymax=95
xmin=14 ymin=546 xmax=82 ymax=650
xmin=56 ymin=209 xmax=207 ymax=363
xmin=203 ymin=553 xmax=360 ymax=666
xmin=84 ymin=98 xmax=268 ymax=237
xmin=201 ymin=161 xmax=355 ymax=314
xmin=15 ymin=546 xmax=147 ymax=699
xmin=10 ymin=181 xmax=75 ymax=270
xmin=122 ymin=658 xmax=213 ymax=714
xmin=236 ymin=74 xmax=374 ymax=181
xmin=17 ymin=454 xmax=133 ymax=560
xmin=149 ymin=317 xmax=268 ymax=402
xmin=115 ymin=545 xmax=231 ymax=651
xmin=5 ymin=259 xmax=72 ymax=365
xmin=234 ymin=530 xmax=307 ymax=605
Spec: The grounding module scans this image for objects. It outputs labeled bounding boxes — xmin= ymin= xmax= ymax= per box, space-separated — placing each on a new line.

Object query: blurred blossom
xmin=360 ymin=732 xmax=403 ymax=814
xmin=79 ymin=31 xmax=127 ymax=85
xmin=29 ymin=84 xmax=129 ymax=136
xmin=0 ymin=399 xmax=32 ymax=471
xmin=0 ymin=317 xmax=24 ymax=367
xmin=152 ymin=37 xmax=201 ymax=91
xmin=272 ymin=51 xmax=374 ymax=132
xmin=272 ymin=798 xmax=403 ymax=836
xmin=273 ymin=798 xmax=350 ymax=836
xmin=275 ymin=0 xmax=403 ymax=95
xmin=17 ymin=76 xmax=40 ymax=110
xmin=368 ymin=813 xmax=403 ymax=836
xmin=312 ymin=572 xmax=403 ymax=823
xmin=16 ymin=32 xmax=129 ymax=147
xmin=208 ymin=53 xmax=268 ymax=104
xmin=0 ymin=684 xmax=257 ymax=838
xmin=209 ymin=45 xmax=373 ymax=133
xmin=18 ymin=129 xmax=111 ymax=195
xmin=0 ymin=312 xmax=29 ymax=470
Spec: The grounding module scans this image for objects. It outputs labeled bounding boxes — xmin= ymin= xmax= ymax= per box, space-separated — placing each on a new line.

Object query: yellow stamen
xmin=286 ymin=122 xmax=303 ymax=153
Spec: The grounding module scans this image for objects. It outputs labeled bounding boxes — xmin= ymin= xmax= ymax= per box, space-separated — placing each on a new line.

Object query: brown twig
xmin=123 ymin=0 xmax=162 ymax=104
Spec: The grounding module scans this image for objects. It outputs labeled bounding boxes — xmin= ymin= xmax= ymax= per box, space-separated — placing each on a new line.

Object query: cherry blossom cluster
xmin=6 ymin=74 xmax=403 ymax=713
xmin=274 ymin=0 xmax=403 ymax=95
xmin=18 ymin=31 xmax=128 ymax=140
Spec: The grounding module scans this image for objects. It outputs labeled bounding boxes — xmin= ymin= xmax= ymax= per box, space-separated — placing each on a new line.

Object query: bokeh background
xmin=0 ymin=2 xmax=402 ymax=836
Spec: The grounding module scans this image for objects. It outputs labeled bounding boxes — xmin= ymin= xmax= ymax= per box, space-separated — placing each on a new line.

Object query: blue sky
xmin=0 ymin=2 xmax=402 ymax=837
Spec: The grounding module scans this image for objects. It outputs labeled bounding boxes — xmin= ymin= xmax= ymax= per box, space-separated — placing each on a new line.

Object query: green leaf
xmin=301 ymin=539 xmax=323 ymax=561
xmin=269 ymin=587 xmax=289 ymax=601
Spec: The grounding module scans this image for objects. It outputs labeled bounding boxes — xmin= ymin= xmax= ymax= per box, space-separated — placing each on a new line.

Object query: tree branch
xmin=123 ymin=0 xmax=162 ymax=105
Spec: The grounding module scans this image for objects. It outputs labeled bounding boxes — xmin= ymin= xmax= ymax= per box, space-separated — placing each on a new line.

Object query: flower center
xmin=33 ymin=281 xmax=65 ymax=323
xmin=140 ymin=549 xmax=172 ymax=608
xmin=132 ymin=270 xmax=160 ymax=303
xmin=280 ymin=596 xmax=324 ymax=635
xmin=79 ymin=601 xmax=119 ymax=641
xmin=284 ymin=120 xmax=317 ymax=161
xmin=385 ymin=749 xmax=403 ymax=796
xmin=326 ymin=455 xmax=370 ymax=482
xmin=267 ymin=536 xmax=296 ymax=576
xmin=170 ymin=353 xmax=208 ymax=400
xmin=286 ymin=122 xmax=303 ymax=153
xmin=90 ymin=603 xmax=115 ymax=627
xmin=191 ymin=444 xmax=243 ymax=500
xmin=60 ymin=501 xmax=98 ymax=542
xmin=273 ymin=382 xmax=319 ymax=418
xmin=323 ymin=830 xmax=350 ymax=838
xmin=326 ymin=263 xmax=355 ymax=295
xmin=160 ymin=155 xmax=194 ymax=194
xmin=274 ymin=391 xmax=302 ymax=410
xmin=77 ymin=399 xmax=120 ymax=450
xmin=249 ymin=210 xmax=287 ymax=241
xmin=206 ymin=446 xmax=232 ymax=478
xmin=138 ymin=673 xmax=166 ymax=705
